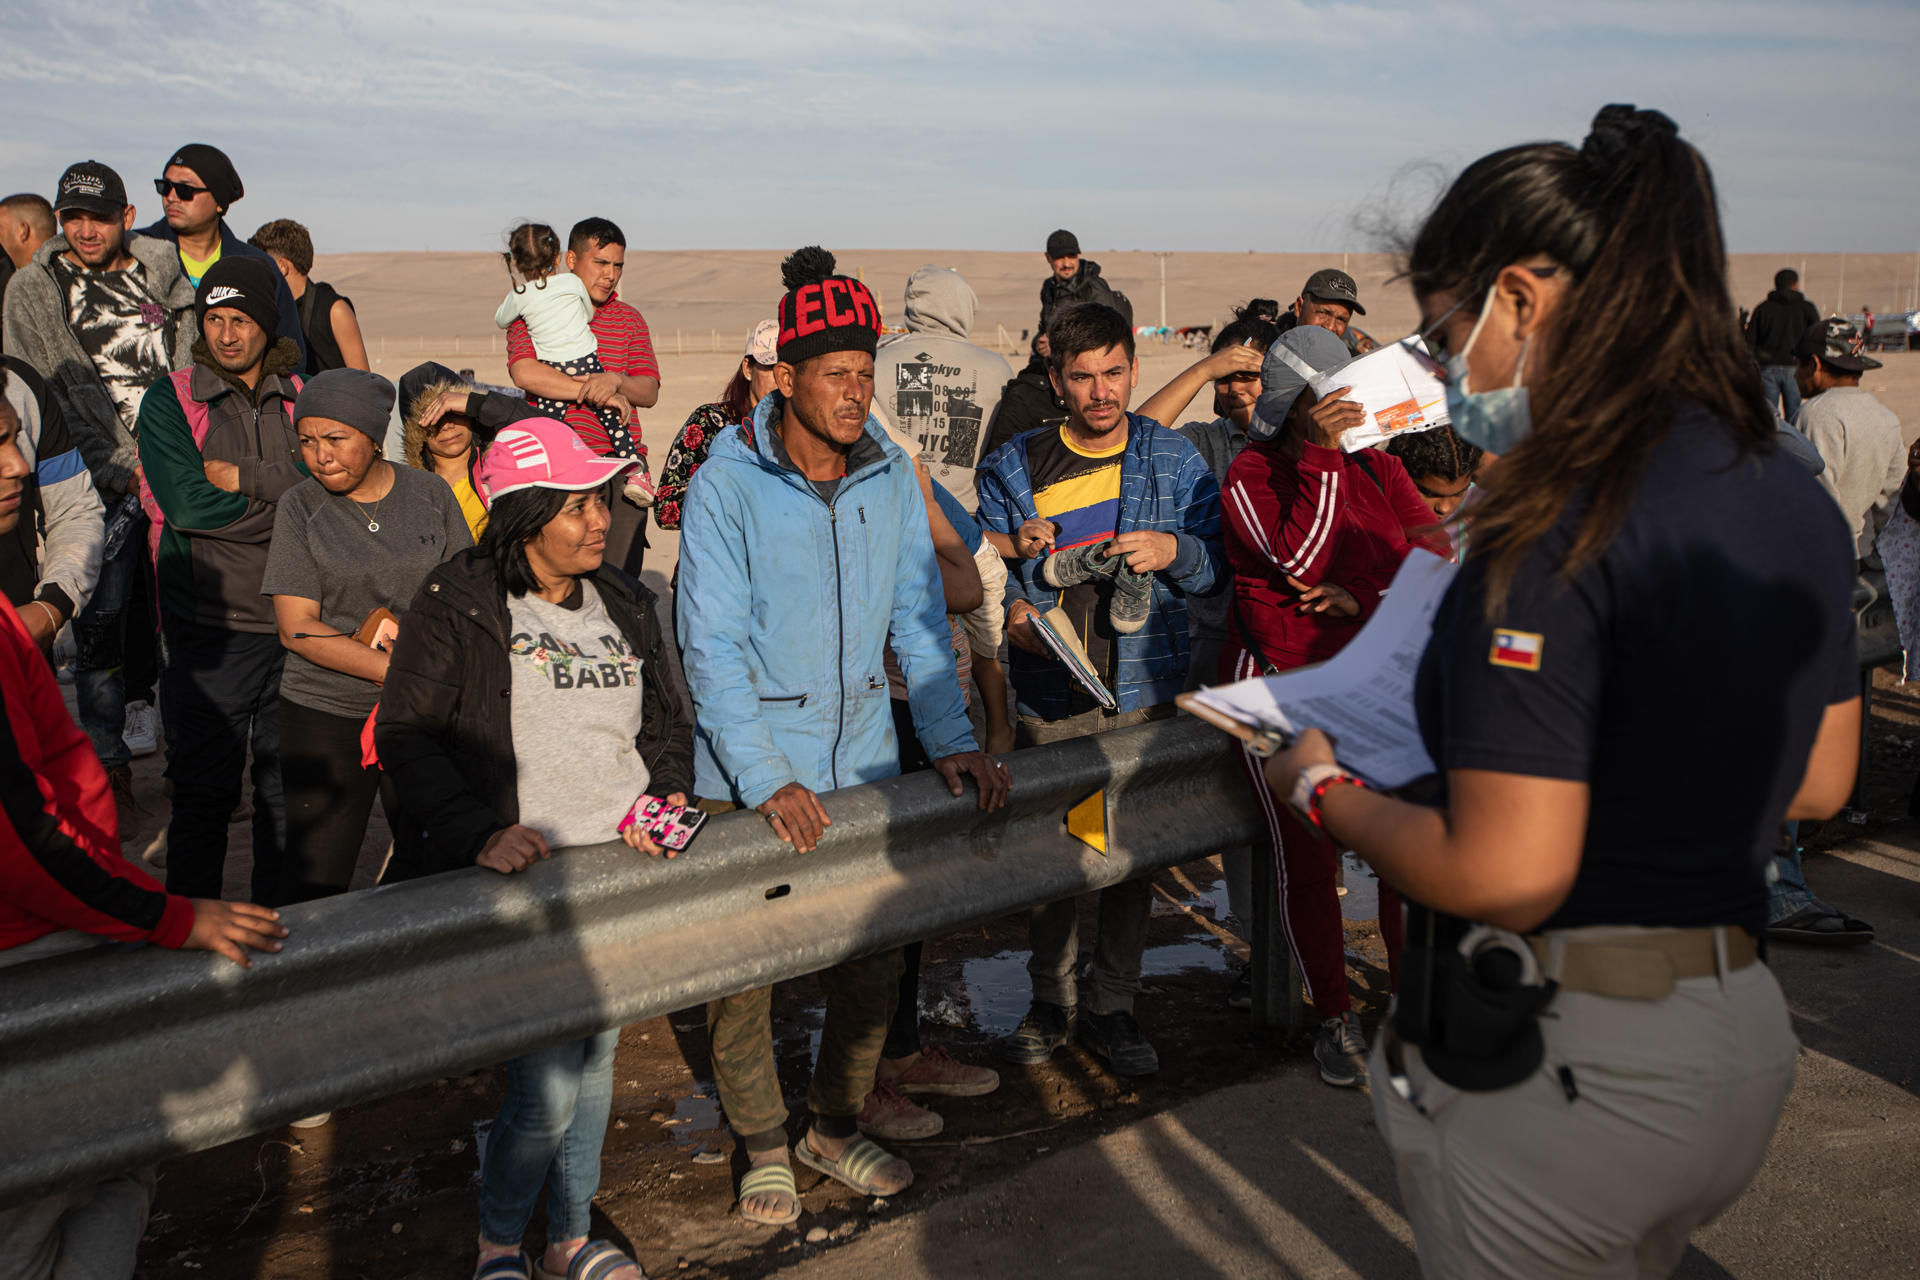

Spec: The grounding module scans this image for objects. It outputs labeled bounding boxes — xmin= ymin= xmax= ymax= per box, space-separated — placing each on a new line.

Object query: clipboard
xmin=1174 ymin=690 xmax=1291 ymax=757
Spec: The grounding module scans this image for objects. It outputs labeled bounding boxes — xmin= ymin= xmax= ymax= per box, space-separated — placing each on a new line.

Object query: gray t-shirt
xmin=1175 ymin=415 xmax=1251 ymax=642
xmin=262 ymin=464 xmax=472 ymax=718
xmin=507 ymin=580 xmax=650 ymax=848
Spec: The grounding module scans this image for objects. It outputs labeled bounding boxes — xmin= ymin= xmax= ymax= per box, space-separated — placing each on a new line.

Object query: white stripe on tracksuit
xmin=1229 ymin=471 xmax=1339 ymax=577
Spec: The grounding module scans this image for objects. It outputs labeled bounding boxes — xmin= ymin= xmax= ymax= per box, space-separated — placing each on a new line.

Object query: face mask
xmin=1444 ymin=284 xmax=1532 ymax=455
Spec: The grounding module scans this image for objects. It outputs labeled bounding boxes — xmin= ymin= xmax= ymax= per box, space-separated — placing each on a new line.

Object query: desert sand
xmin=326 ymin=247 xmax=1920 ymax=459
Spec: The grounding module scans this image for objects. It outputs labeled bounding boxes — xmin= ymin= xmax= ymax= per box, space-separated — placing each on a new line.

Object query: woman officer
xmin=1262 ymin=105 xmax=1861 ymax=1278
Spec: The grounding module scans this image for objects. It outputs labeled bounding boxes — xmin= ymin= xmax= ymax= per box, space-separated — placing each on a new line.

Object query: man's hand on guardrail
xmin=183 ymin=901 xmax=287 ymax=969
xmin=933 ymin=750 xmax=1012 ymax=811
xmin=758 ymin=783 xmax=831 ymax=852
xmin=476 ymin=825 xmax=553 ymax=874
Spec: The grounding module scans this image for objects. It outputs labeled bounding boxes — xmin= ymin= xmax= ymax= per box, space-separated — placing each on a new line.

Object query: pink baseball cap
xmin=474 ymin=417 xmax=636 ymax=509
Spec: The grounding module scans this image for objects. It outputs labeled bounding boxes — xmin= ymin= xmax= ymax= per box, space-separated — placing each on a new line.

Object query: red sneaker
xmin=885 ymin=1046 xmax=1000 ymax=1098
xmin=856 ymin=1081 xmax=943 ymax=1141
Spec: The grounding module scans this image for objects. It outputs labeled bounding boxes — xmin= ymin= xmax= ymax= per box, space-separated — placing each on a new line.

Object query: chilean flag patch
xmin=1489 ymin=629 xmax=1544 ymax=671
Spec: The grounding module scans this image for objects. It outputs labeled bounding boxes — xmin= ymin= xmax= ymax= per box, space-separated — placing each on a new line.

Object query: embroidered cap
xmin=474 ymin=417 xmax=635 ymax=508
xmin=54 ymin=160 xmax=127 ymax=218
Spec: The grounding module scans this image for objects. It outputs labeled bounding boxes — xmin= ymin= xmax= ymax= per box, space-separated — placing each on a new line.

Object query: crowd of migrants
xmin=0 ymin=131 xmax=1901 ymax=1279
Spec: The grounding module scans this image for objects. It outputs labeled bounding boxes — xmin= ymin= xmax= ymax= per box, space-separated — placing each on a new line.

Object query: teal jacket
xmin=676 ymin=393 xmax=976 ymax=808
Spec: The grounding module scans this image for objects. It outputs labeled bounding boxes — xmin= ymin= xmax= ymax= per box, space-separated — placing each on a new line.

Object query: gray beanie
xmin=294 ymin=368 xmax=396 ymax=443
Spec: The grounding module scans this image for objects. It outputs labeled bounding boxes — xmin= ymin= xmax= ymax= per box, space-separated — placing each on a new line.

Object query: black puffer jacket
xmin=1038 ymin=259 xmax=1132 ymax=334
xmin=1746 ymin=288 xmax=1820 ymax=366
xmin=374 ymin=545 xmax=694 ymax=881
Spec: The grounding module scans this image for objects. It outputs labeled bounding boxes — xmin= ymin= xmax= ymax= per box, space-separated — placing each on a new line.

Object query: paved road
xmin=768 ymin=833 xmax=1920 ymax=1280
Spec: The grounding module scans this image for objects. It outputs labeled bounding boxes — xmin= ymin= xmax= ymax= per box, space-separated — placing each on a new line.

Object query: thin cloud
xmin=3 ymin=0 xmax=1913 ymax=251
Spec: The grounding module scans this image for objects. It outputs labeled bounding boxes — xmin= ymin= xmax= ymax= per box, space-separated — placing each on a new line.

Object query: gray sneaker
xmin=1315 ymin=1012 xmax=1369 ymax=1088
xmin=1041 ymin=539 xmax=1123 ymax=589
xmin=1108 ymin=563 xmax=1153 ymax=634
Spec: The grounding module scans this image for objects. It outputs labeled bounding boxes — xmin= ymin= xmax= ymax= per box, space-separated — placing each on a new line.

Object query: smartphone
xmin=617 ymin=795 xmax=708 ymax=852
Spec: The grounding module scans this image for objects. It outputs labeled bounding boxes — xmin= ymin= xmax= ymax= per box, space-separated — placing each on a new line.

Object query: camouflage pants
xmin=697 ymin=797 xmax=904 ymax=1147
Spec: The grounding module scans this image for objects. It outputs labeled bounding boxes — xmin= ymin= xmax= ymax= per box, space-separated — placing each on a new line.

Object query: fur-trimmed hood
xmin=402 ymin=375 xmax=472 ymax=471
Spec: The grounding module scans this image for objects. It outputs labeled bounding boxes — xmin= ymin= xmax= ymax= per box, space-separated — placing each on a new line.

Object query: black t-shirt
xmin=1414 ymin=408 xmax=1858 ymax=935
xmin=1026 ymin=425 xmax=1125 ymax=706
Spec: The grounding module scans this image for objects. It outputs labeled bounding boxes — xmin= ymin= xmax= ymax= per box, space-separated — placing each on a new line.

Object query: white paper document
xmin=1313 ymin=338 xmax=1451 ymax=453
xmin=1183 ymin=549 xmax=1457 ymax=788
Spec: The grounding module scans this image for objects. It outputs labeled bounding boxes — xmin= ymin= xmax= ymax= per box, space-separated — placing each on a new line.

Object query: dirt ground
xmin=129 ymin=849 xmax=1393 ymax=1279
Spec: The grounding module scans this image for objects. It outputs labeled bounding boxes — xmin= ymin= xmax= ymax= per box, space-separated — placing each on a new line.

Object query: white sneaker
xmin=124 ymin=701 xmax=159 ymax=757
xmin=290 ymin=1112 xmax=332 ymax=1129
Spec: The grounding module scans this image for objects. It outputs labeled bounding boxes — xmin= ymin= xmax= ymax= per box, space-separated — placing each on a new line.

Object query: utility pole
xmin=1153 ymin=251 xmax=1172 ymax=329
xmin=1838 ymin=252 xmax=1847 ymax=317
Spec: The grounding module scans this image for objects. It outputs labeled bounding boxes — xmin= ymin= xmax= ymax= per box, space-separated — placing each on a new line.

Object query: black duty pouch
xmin=1395 ymin=903 xmax=1558 ymax=1091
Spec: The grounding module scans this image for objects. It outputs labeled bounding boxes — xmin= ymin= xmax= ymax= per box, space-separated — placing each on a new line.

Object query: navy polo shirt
xmin=1414 ymin=407 xmax=1859 ymax=935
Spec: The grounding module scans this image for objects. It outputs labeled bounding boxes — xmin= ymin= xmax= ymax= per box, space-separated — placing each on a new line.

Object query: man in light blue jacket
xmin=677 ymin=247 xmax=1008 ymax=1224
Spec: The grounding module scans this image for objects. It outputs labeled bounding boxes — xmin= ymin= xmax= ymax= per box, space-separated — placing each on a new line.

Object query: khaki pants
xmin=696 ymin=797 xmax=903 ymax=1147
xmin=706 ymin=952 xmax=904 ymax=1148
xmin=1371 ymin=949 xmax=1797 ymax=1279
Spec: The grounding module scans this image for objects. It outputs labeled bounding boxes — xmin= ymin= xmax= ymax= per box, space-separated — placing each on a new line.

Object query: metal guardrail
xmin=0 ymin=717 xmax=1265 ymax=1209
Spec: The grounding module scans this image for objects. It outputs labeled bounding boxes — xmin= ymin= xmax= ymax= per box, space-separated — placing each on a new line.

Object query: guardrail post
xmin=1248 ymin=841 xmax=1301 ymax=1042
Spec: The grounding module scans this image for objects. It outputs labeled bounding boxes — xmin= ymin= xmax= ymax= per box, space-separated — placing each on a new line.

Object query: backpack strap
xmin=1349 ymin=449 xmax=1385 ymax=497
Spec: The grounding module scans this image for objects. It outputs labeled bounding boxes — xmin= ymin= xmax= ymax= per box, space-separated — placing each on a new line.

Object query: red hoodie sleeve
xmin=1223 ymin=441 xmax=1353 ymax=588
xmin=0 ymin=600 xmax=193 ymax=950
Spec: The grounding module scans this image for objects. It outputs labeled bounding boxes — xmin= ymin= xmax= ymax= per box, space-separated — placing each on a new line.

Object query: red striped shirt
xmin=507 ymin=291 xmax=660 ymax=456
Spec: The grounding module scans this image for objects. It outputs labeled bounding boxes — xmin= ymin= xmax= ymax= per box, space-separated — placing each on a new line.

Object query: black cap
xmin=1045 ymin=229 xmax=1080 ymax=259
xmin=1795 ymin=316 xmax=1882 ymax=373
xmin=54 ymin=161 xmax=127 ymax=217
xmin=163 ymin=143 xmax=243 ymax=208
xmin=1301 ymin=267 xmax=1364 ymax=316
xmin=195 ymin=256 xmax=282 ymax=336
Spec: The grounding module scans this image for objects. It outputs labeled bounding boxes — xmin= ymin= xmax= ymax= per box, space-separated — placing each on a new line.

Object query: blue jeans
xmin=73 ymin=531 xmax=140 ymax=771
xmin=1765 ymin=822 xmax=1817 ymax=925
xmin=1760 ymin=364 xmax=1801 ymax=424
xmin=478 ymin=1029 xmax=620 ymax=1246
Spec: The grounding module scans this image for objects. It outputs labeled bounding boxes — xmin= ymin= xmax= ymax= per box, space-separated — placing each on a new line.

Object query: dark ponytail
xmin=1409 ymin=105 xmax=1772 ymax=610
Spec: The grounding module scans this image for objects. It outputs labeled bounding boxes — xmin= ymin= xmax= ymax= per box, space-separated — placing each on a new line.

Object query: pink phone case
xmin=618 ymin=795 xmax=707 ymax=851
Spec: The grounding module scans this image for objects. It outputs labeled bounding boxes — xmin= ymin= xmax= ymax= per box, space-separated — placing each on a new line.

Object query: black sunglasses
xmin=154 ymin=178 xmax=210 ymax=201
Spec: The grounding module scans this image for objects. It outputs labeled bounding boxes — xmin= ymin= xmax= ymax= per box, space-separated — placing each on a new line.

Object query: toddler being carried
xmin=494 ymin=221 xmax=654 ymax=506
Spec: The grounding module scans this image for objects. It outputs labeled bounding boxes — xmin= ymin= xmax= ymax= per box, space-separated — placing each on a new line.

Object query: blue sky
xmin=4 ymin=0 xmax=1915 ymax=254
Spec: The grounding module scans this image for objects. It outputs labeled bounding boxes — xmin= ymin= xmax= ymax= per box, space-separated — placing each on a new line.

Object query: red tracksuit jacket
xmin=0 ymin=596 xmax=192 ymax=952
xmin=1221 ymin=439 xmax=1450 ymax=674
